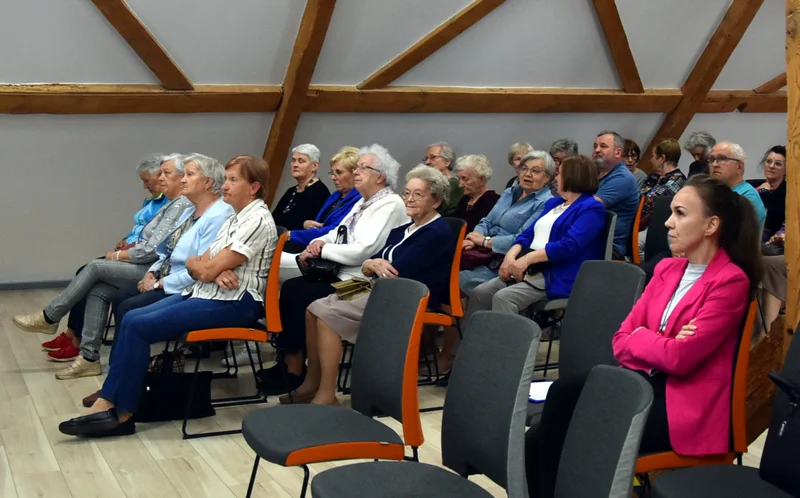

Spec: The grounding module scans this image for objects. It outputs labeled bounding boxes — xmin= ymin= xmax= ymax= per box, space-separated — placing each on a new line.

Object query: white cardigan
xmin=315 ymin=193 xmax=409 ymax=280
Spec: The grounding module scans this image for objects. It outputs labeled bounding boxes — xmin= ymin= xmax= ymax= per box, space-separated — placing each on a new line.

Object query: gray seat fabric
xmin=311 ymin=461 xmax=493 ymax=498
xmin=651 ymin=465 xmax=792 ymax=498
xmin=526 ymin=402 xmax=544 ymax=427
xmin=312 ymin=311 xmax=541 ymax=498
xmin=555 ymin=365 xmax=653 ymax=498
xmin=643 ymin=196 xmax=672 ymax=261
xmin=242 ymin=404 xmax=403 ymax=465
xmin=603 ymin=210 xmax=617 ymax=260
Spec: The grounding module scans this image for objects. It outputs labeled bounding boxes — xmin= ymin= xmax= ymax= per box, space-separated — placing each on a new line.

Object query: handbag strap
xmin=336 ymin=225 xmax=348 ymax=244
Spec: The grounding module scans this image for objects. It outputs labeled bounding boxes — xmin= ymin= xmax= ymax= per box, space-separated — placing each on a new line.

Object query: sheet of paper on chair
xmin=529 ymin=380 xmax=553 ymax=403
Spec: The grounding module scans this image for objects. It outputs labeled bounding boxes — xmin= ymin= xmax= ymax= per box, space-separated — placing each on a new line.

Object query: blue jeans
xmin=100 ymin=293 xmax=263 ymax=413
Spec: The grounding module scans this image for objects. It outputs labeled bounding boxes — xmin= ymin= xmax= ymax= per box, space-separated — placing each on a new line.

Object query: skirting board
xmin=0 ymin=280 xmax=70 ymax=291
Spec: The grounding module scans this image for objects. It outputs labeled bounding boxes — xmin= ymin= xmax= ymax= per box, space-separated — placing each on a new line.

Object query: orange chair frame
xmin=631 ymin=197 xmax=646 ymax=264
xmin=422 ymin=220 xmax=467 ymax=330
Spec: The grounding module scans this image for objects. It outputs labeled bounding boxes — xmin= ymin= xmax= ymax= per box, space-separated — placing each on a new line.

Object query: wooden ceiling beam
xmin=262 ymin=0 xmax=337 ymax=205
xmin=591 ymin=0 xmax=644 ymax=93
xmin=699 ymin=90 xmax=787 ymax=113
xmin=357 ymin=0 xmax=506 ymax=90
xmin=641 ymin=0 xmax=764 ymax=171
xmin=90 ymin=0 xmax=193 ymax=90
xmin=754 ymin=72 xmax=788 ymax=93
xmin=0 ymin=84 xmax=281 ymax=114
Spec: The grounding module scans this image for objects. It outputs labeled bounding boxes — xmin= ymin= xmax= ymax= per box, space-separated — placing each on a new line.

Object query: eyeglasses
xmin=355 ymin=164 xmax=380 ymax=173
xmin=327 ymin=170 xmax=347 ymax=178
xmin=622 ymin=153 xmax=638 ymax=159
xmin=517 ymin=165 xmax=546 ymax=175
xmin=423 ymin=155 xmax=443 ymax=163
xmin=708 ymin=156 xmax=741 ymax=165
xmin=402 ymin=191 xmax=429 ymax=201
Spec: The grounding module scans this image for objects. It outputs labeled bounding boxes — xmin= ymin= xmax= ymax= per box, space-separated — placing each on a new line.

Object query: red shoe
xmin=42 ymin=332 xmax=70 ymax=352
xmin=47 ymin=343 xmax=80 ymax=363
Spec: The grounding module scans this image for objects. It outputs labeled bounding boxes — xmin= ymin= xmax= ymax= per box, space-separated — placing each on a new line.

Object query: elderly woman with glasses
xmin=424 ymin=141 xmax=463 ymax=216
xmin=459 ymin=151 xmax=554 ymax=292
xmin=623 ymin=138 xmax=648 ymax=188
xmin=281 ymin=165 xmax=453 ymax=405
xmin=272 ymin=143 xmax=331 ymax=231
xmin=684 ymin=131 xmax=716 ymax=177
xmin=755 ymin=145 xmax=787 ymax=240
xmin=258 ymin=145 xmax=409 ymax=396
xmin=547 ymin=138 xmax=579 ymax=194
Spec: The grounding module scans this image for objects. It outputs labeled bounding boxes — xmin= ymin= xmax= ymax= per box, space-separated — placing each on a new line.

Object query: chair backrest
xmin=730 ymin=298 xmax=758 ymax=453
xmin=559 ymin=261 xmax=645 ymax=379
xmin=630 ymin=197 xmax=645 ymax=264
xmin=350 ymin=278 xmax=430 ymax=447
xmin=441 ymin=217 xmax=467 ymax=316
xmin=643 ymin=195 xmax=673 ymax=261
xmin=441 ymin=311 xmax=541 ymax=498
xmin=603 ymin=211 xmax=617 ymax=260
xmin=265 ymin=227 xmax=288 ymax=333
xmin=554 ymin=365 xmax=653 ymax=498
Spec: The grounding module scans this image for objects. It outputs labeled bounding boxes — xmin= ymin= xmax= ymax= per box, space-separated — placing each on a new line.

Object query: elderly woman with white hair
xmin=114 ymin=154 xmax=171 ymax=251
xmin=272 ymin=143 xmax=331 ymax=231
xmin=424 ymin=141 xmax=463 ymax=216
xmin=454 ymin=154 xmax=500 ymax=232
xmin=14 ymin=154 xmax=195 ymax=377
xmin=684 ymin=130 xmax=716 ymax=177
xmin=282 ymin=165 xmax=454 ymax=405
xmin=258 ymin=144 xmax=409 ymax=396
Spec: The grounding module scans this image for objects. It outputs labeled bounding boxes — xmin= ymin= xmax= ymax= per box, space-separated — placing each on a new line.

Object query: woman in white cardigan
xmin=258 ymin=144 xmax=408 ymax=395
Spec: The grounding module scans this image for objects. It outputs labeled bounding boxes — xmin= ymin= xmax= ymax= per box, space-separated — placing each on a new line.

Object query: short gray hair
xmin=292 ymin=143 xmax=321 ymax=164
xmin=428 ymin=141 xmax=456 ymax=169
xmin=596 ymin=130 xmax=624 ymax=150
xmin=715 ymin=141 xmax=747 ymax=163
xmin=161 ymin=153 xmax=186 ymax=175
xmin=406 ymin=164 xmax=450 ymax=205
xmin=520 ymin=150 xmax=556 ymax=178
xmin=183 ymin=153 xmax=226 ymax=194
xmin=684 ymin=131 xmax=717 ymax=155
xmin=455 ymin=154 xmax=493 ymax=180
xmin=358 ymin=144 xmax=401 ymax=188
xmin=136 ymin=154 xmax=163 ymax=175
xmin=550 ymin=138 xmax=579 ymax=157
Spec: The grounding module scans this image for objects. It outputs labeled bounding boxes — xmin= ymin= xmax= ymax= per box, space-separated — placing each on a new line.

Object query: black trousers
xmin=68 ymin=264 xmax=89 ymax=338
xmin=109 ymin=285 xmax=167 ymax=358
xmin=277 ymin=275 xmax=338 ymax=354
xmin=525 ymin=371 xmax=671 ymax=498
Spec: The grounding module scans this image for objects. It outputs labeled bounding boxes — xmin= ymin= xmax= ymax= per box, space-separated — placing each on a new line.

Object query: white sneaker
xmin=220 ymin=342 xmax=262 ymax=368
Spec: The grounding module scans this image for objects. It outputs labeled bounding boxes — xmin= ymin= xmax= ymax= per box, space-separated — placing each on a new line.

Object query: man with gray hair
xmin=424 ymin=141 xmax=463 ymax=216
xmin=709 ymin=141 xmax=766 ymax=228
xmin=684 ymin=131 xmax=716 ymax=177
xmin=592 ymin=130 xmax=641 ymax=258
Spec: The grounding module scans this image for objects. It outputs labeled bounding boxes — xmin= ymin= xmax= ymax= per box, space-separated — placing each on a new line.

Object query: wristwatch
xmin=153 ymin=280 xmax=160 ymax=290
xmin=483 ymin=237 xmax=492 ymax=248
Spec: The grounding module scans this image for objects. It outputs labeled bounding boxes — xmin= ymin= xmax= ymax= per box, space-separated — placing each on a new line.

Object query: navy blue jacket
xmin=374 ymin=217 xmax=452 ymax=308
xmin=514 ymin=194 xmax=606 ymax=299
xmin=289 ymin=188 xmax=362 ymax=246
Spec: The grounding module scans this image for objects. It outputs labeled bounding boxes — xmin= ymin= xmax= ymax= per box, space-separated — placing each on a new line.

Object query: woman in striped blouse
xmin=57 ymin=155 xmax=278 ymax=438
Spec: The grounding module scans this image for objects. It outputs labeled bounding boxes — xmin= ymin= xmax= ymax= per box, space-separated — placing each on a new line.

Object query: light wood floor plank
xmin=157 ymin=455 xmax=236 ymax=498
xmin=0 ymin=446 xmax=19 ymax=498
xmin=12 ymin=471 xmax=72 ymax=498
xmin=0 ymin=397 xmax=60 ymax=476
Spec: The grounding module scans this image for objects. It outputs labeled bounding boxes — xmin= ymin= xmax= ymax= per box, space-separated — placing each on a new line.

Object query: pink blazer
xmin=612 ymin=249 xmax=749 ymax=456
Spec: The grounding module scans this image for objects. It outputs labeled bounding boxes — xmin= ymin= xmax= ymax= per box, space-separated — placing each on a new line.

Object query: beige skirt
xmin=762 ymin=254 xmax=787 ymax=301
xmin=307 ymin=292 xmax=370 ymax=344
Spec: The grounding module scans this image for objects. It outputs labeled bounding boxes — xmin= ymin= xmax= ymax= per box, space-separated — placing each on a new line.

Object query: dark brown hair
xmin=559 ymin=155 xmax=599 ymax=194
xmin=623 ymin=138 xmax=640 ymax=159
xmin=684 ymin=174 xmax=763 ymax=294
xmin=225 ymin=155 xmax=270 ymax=200
xmin=655 ymin=139 xmax=682 ymax=165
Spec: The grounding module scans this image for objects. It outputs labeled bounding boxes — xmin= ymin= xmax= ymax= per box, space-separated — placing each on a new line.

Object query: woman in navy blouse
xmin=281 ymin=165 xmax=453 ymax=405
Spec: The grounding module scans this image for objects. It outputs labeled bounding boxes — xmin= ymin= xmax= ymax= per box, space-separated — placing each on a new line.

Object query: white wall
xmin=0 ymin=0 xmax=787 ymax=284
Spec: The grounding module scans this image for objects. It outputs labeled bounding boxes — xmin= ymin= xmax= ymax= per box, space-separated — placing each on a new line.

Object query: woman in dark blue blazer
xmin=464 ymin=155 xmax=606 ymax=323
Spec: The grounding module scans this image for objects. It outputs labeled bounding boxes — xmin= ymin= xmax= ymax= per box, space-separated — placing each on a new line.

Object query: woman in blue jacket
xmin=279 ymin=147 xmax=362 ymax=281
xmin=464 ymin=155 xmax=606 ymax=323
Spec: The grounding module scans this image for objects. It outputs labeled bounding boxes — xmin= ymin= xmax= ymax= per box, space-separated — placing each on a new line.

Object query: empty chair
xmin=312 ymin=311 xmax=541 ymax=498
xmin=642 ymin=195 xmax=672 ymax=263
xmin=241 ymin=278 xmax=430 ymax=498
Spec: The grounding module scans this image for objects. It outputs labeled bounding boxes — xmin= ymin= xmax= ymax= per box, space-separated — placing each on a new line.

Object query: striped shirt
xmin=128 ymin=196 xmax=194 ymax=264
xmin=186 ymin=199 xmax=277 ymax=302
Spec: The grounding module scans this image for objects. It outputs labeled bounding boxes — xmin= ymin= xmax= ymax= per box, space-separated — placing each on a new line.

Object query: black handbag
xmin=298 ymin=225 xmax=347 ymax=282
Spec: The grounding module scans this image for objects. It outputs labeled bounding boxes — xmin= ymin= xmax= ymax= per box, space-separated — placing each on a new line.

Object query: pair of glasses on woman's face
xmin=402 ymin=191 xmax=429 ymax=201
xmin=516 ymin=165 xmax=545 ymax=175
xmin=623 ymin=153 xmax=638 ymax=159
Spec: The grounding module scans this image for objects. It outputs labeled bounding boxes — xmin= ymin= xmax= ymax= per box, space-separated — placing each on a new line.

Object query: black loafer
xmin=84 ymin=417 xmax=136 ymax=438
xmin=58 ymin=409 xmax=120 ymax=436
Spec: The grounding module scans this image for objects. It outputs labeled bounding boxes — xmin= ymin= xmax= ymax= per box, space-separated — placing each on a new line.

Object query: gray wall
xmin=0 ymin=0 xmax=787 ymax=284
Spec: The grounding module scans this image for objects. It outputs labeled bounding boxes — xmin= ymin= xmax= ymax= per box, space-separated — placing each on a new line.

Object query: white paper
xmin=529 ymin=380 xmax=553 ymax=403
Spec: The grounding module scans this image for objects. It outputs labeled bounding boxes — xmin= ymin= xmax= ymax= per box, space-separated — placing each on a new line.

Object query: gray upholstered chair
xmin=526 ymin=260 xmax=646 ymax=426
xmin=240 ymin=278 xmax=431 ymax=498
xmin=553 ymin=365 xmax=653 ymax=497
xmin=311 ymin=310 xmax=542 ymax=498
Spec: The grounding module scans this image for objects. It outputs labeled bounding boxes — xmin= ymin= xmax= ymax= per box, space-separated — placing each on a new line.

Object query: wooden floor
xmin=0 ymin=289 xmax=766 ymax=498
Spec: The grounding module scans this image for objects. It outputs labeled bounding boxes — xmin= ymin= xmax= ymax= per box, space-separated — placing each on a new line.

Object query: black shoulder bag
xmin=297 ymin=225 xmax=347 ymax=282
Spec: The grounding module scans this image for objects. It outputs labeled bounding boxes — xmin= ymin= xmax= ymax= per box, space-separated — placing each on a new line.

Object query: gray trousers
xmin=45 ymin=259 xmax=149 ymax=361
xmin=465 ymin=274 xmax=548 ymax=323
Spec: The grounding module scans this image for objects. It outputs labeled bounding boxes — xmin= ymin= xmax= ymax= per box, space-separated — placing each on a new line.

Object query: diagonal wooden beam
xmin=91 ymin=0 xmax=193 ymax=90
xmin=591 ymin=0 xmax=644 ymax=93
xmin=754 ymin=72 xmax=787 ymax=93
xmin=785 ymin=0 xmax=800 ymax=335
xmin=641 ymin=0 xmax=764 ymax=172
xmin=357 ymin=0 xmax=506 ymax=90
xmin=263 ymin=0 xmax=337 ymax=205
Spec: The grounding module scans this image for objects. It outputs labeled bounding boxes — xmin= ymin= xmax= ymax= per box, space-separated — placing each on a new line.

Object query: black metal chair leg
xmin=300 ymin=465 xmax=310 ymax=498
xmin=181 ymin=355 xmax=203 ymax=439
xmin=542 ymin=336 xmax=554 ymax=377
xmin=276 ymin=350 xmax=294 ymax=403
xmin=245 ymin=456 xmax=260 ymax=498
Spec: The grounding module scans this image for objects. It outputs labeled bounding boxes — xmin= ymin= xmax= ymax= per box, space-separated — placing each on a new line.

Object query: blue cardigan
xmin=289 ymin=188 xmax=362 ymax=246
xmin=513 ymin=194 xmax=606 ymax=299
xmin=374 ymin=217 xmax=452 ymax=309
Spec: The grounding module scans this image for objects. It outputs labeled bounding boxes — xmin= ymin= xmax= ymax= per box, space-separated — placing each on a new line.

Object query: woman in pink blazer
xmin=612 ymin=174 xmax=762 ymax=456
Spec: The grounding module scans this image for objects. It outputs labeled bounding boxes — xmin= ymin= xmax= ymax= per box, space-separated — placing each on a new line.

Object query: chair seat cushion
xmin=311 ymin=461 xmax=493 ymax=498
xmin=532 ymin=298 xmax=568 ymax=312
xmin=242 ymin=405 xmax=404 ymax=465
xmin=652 ymin=465 xmax=793 ymax=498
xmin=526 ymin=401 xmax=544 ymax=427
